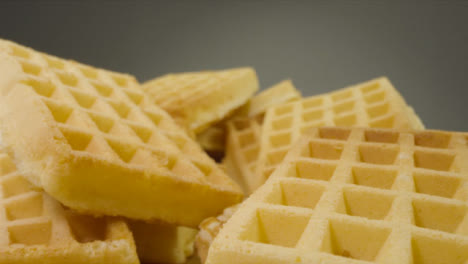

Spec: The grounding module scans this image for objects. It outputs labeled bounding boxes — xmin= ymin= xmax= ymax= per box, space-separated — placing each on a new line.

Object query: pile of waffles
xmin=0 ymin=39 xmax=466 ymax=264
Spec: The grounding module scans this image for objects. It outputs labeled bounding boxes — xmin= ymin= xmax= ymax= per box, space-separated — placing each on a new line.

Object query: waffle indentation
xmin=413 ymin=171 xmax=461 ymax=199
xmin=413 ymin=150 xmax=455 ymax=172
xmin=304 ymin=141 xmax=344 ymax=160
xmin=269 ymin=132 xmax=291 ymax=148
xmin=56 ymin=71 xmax=78 ymax=87
xmin=8 ymin=220 xmax=52 ymax=245
xmin=20 ymin=61 xmax=41 ymax=76
xmin=5 ymin=193 xmax=44 ymax=220
xmin=333 ymin=101 xmax=354 ymax=115
xmin=23 ymin=79 xmax=56 ymax=97
xmin=412 ymin=199 xmax=467 ymax=234
xmin=341 ymin=188 xmax=394 ymax=220
xmin=61 ymin=129 xmax=93 ymax=151
xmin=92 ymin=82 xmax=114 ymax=97
xmin=318 ymin=127 xmax=350 ymax=141
xmin=302 ymin=97 xmax=323 ymax=109
xmin=351 ymin=166 xmax=397 ymax=190
xmin=272 ymin=116 xmax=293 ymax=131
xmin=322 ymin=219 xmax=391 ymax=261
xmin=364 ymin=130 xmax=399 ymax=144
xmin=364 ymin=90 xmax=386 ymax=105
xmin=412 ymin=234 xmax=468 ymax=264
xmin=366 ymin=102 xmax=390 ymax=118
xmin=414 ymin=132 xmax=451 ymax=149
xmin=240 ymin=208 xmax=310 ymax=248
xmin=294 ymin=160 xmax=337 ymax=181
xmin=45 ymin=100 xmax=73 ymax=123
xmin=274 ymin=105 xmax=294 ymax=116
xmin=271 ymin=179 xmax=325 ymax=209
xmin=333 ymin=113 xmax=356 ymax=126
xmin=359 ymin=145 xmax=399 ymax=165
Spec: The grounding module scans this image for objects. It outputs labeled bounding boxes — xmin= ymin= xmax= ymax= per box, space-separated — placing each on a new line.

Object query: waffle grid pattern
xmin=142 ymin=68 xmax=258 ymax=133
xmin=0 ymin=40 xmax=241 ymax=225
xmin=207 ymin=127 xmax=468 ymax=264
xmin=0 ymin=153 xmax=138 ymax=263
xmin=225 ymin=118 xmax=262 ymax=194
xmin=255 ymin=77 xmax=425 ymax=190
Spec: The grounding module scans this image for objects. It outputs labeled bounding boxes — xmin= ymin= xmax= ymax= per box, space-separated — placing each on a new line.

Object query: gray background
xmin=1 ymin=1 xmax=467 ymax=131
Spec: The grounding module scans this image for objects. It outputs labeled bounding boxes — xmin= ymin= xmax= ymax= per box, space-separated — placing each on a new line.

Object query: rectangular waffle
xmin=0 ymin=152 xmax=139 ymax=264
xmin=254 ymin=77 xmax=425 ymax=192
xmin=206 ymin=127 xmax=468 ymax=264
xmin=128 ymin=220 xmax=198 ymax=263
xmin=0 ymin=39 xmax=242 ymax=227
xmin=142 ymin=67 xmax=259 ymax=133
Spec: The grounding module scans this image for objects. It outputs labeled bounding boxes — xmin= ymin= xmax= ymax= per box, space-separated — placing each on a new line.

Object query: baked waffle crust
xmin=206 ymin=127 xmax=468 ymax=264
xmin=0 ymin=39 xmax=242 ymax=227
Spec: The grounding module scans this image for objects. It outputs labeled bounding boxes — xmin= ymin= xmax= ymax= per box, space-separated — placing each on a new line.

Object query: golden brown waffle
xmin=142 ymin=68 xmax=259 ymax=133
xmin=128 ymin=220 xmax=198 ymax=263
xmin=0 ymin=39 xmax=242 ymax=227
xmin=196 ymin=204 xmax=240 ymax=263
xmin=255 ymin=77 xmax=425 ymax=192
xmin=0 ymin=152 xmax=139 ymax=264
xmin=206 ymin=127 xmax=468 ymax=264
xmin=224 ymin=118 xmax=263 ymax=194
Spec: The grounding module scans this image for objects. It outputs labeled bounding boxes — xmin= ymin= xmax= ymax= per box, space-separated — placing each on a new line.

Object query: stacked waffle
xmin=0 ymin=38 xmax=465 ymax=264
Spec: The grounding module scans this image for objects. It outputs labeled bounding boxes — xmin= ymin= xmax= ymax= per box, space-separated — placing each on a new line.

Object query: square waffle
xmin=0 ymin=39 xmax=242 ymax=227
xmin=0 ymin=152 xmax=139 ymax=264
xmin=206 ymin=127 xmax=468 ymax=264
xmin=255 ymin=77 xmax=425 ymax=192
xmin=142 ymin=67 xmax=259 ymax=133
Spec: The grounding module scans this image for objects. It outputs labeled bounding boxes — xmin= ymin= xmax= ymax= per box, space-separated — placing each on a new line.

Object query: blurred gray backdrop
xmin=1 ymin=1 xmax=467 ymax=130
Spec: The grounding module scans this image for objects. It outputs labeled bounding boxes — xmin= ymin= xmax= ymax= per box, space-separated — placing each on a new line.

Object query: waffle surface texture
xmin=224 ymin=118 xmax=263 ymax=194
xmin=206 ymin=126 xmax=468 ymax=264
xmin=0 ymin=39 xmax=242 ymax=227
xmin=0 ymin=151 xmax=139 ymax=264
xmin=142 ymin=67 xmax=259 ymax=133
xmin=255 ymin=77 xmax=425 ymax=192
xmin=196 ymin=79 xmax=301 ymax=156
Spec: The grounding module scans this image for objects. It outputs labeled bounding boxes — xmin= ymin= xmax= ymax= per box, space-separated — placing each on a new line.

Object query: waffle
xmin=142 ymin=67 xmax=259 ymax=133
xmin=196 ymin=204 xmax=240 ymax=263
xmin=128 ymin=220 xmax=198 ymax=263
xmin=0 ymin=152 xmax=139 ymax=264
xmin=255 ymin=77 xmax=425 ymax=192
xmin=206 ymin=127 xmax=468 ymax=264
xmin=0 ymin=39 xmax=242 ymax=227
